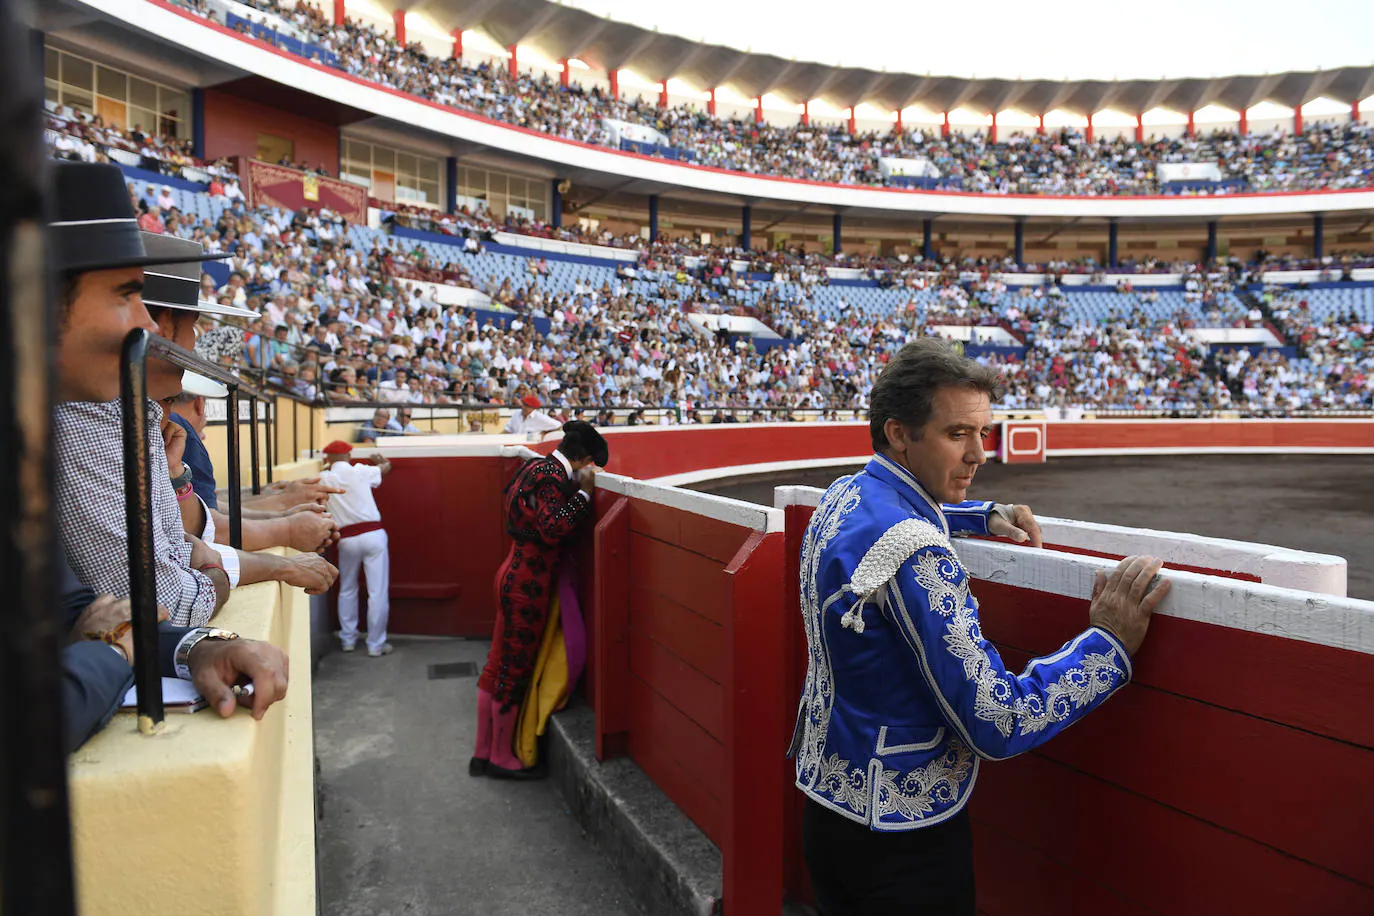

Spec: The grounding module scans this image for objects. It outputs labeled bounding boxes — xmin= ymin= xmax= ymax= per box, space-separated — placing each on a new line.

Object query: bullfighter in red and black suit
xmin=471 ymin=420 xmax=609 ymax=779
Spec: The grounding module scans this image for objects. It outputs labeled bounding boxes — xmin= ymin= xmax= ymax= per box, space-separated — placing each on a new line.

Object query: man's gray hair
xmin=868 ymin=338 xmax=1002 ymax=451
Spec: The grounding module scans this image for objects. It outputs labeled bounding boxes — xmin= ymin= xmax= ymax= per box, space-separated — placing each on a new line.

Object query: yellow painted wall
xmin=67 ymin=572 xmax=315 ymax=916
xmin=201 ymin=401 xmax=326 ymax=489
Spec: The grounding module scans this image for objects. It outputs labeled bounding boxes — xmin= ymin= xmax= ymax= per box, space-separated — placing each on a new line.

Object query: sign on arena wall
xmin=1157 ymin=162 xmax=1223 ymax=183
xmin=1000 ymin=419 xmax=1046 ymax=463
xmin=245 ymin=159 xmax=368 ymax=224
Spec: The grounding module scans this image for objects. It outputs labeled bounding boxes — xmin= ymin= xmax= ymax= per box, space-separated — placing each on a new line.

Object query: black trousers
xmin=802 ymin=799 xmax=975 ymax=916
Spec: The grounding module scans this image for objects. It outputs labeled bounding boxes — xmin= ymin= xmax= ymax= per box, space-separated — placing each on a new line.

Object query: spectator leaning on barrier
xmin=47 ymin=161 xmax=291 ymax=751
xmin=76 ymin=231 xmax=339 ymax=614
xmin=792 ymin=339 xmax=1170 ymax=915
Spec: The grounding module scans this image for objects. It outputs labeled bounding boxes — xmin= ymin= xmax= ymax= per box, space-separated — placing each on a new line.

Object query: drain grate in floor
xmin=427 ymin=661 xmax=478 ymax=680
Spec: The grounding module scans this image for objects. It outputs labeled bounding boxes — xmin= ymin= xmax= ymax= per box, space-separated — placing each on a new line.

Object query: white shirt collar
xmin=552 ymin=449 xmax=573 ymax=479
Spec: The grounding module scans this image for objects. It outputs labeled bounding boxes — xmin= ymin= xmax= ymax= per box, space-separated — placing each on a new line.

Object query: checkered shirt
xmin=54 ymin=399 xmax=218 ymax=626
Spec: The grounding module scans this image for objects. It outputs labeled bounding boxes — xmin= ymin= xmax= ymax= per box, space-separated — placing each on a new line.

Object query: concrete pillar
xmin=1238 ymin=107 xmax=1247 ymax=136
xmin=1354 ymin=100 xmax=1362 ymax=122
xmin=922 ymin=218 xmax=933 ymax=260
xmin=1085 ymin=112 xmax=1094 ymax=144
xmin=551 ymin=178 xmax=562 ymax=228
xmin=659 ymin=81 xmax=668 ymax=108
xmin=1186 ymin=110 xmax=1195 ymax=138
xmin=608 ymin=69 xmax=618 ymax=100
xmin=801 ymin=100 xmax=809 ymax=127
xmin=1313 ymin=213 xmax=1324 ymax=260
xmin=1206 ymin=220 xmax=1218 ymax=264
xmin=941 ymin=110 xmax=950 ymax=138
xmin=895 ymin=108 xmax=903 ymax=133
xmin=741 ymin=204 xmax=752 ymax=250
xmin=445 ymin=156 xmax=458 ymax=215
xmin=507 ymin=45 xmax=517 ymax=80
xmin=1014 ymin=218 xmax=1025 ymax=267
xmin=1294 ymin=106 xmax=1304 ymax=134
xmin=191 ymin=87 xmax=205 ymax=160
xmin=708 ymin=88 xmax=716 ymax=116
xmin=648 ymin=195 xmax=659 ymax=242
xmin=832 ymin=212 xmax=843 ymax=254
xmin=847 ymin=107 xmax=856 ymax=135
xmin=755 ymin=97 xmax=763 ymax=124
xmin=333 ymin=0 xmax=344 ymax=25
xmin=1037 ymin=113 xmax=1045 ymax=136
xmin=989 ymin=111 xmax=997 ymax=144
xmin=392 ymin=9 xmax=405 ymax=45
xmin=1135 ymin=113 xmax=1144 ymax=143
xmin=1108 ymin=219 xmax=1118 ymax=268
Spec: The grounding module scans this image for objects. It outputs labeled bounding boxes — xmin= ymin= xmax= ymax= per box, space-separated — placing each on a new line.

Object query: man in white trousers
xmin=320 ymin=440 xmax=394 ymax=656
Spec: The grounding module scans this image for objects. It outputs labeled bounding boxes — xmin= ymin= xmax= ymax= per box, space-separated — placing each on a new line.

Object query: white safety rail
xmin=776 ymin=486 xmax=1353 ymax=602
xmin=599 ymin=472 xmax=784 ymax=533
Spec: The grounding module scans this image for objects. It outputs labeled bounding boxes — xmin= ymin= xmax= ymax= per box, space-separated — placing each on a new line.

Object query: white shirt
xmin=319 ymin=460 xmax=383 ymax=527
xmin=503 ymin=410 xmax=562 ymax=436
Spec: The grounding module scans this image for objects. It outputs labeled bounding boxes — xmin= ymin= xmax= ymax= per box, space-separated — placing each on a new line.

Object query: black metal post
xmin=2 ymin=9 xmax=77 ymax=903
xmin=118 ymin=329 xmax=165 ymax=731
xmin=225 ymin=386 xmax=243 ymax=549
xmin=264 ymin=398 xmax=274 ymax=484
xmin=248 ymin=395 xmax=261 ymax=495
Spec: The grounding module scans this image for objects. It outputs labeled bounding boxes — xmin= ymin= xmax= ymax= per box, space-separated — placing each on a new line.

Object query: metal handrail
xmin=118 ymin=329 xmax=274 ymax=730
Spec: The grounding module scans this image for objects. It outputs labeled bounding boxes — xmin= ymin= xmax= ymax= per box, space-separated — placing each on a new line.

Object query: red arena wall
xmin=202 ymin=88 xmax=340 ymax=174
xmin=368 ymin=421 xmax=1374 ymax=914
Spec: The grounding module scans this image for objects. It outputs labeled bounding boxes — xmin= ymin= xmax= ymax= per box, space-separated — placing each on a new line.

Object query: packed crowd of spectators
xmin=44 ymin=109 xmax=1371 ymax=417
xmin=185 ymin=0 xmax=1374 ymax=196
xmin=114 ymin=169 xmax=1368 ymax=414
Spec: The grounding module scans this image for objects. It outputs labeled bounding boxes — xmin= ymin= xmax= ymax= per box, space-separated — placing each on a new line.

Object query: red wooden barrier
xmin=777 ymin=493 xmax=1374 ymax=915
xmin=588 ymin=481 xmax=787 ymax=914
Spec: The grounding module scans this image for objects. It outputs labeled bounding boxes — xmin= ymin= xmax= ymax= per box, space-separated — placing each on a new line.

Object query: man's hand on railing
xmin=277 ymin=553 xmax=339 ymax=595
xmin=189 ymin=638 xmax=290 ymax=720
xmin=263 ymin=476 xmax=347 ymax=507
xmin=287 ymin=509 xmax=339 ymax=553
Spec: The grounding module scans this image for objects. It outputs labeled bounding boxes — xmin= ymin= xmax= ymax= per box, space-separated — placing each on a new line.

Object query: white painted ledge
xmin=598 ymin=472 xmax=784 ymax=534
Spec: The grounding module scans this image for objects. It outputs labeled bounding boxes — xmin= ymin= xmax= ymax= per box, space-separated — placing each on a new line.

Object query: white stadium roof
xmin=400 ymin=0 xmax=1374 ymax=115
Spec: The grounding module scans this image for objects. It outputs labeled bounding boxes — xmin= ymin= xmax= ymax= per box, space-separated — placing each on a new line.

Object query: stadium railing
xmin=118 ymin=327 xmax=274 ymax=725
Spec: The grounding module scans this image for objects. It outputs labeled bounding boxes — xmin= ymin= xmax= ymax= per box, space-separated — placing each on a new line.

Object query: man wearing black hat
xmin=471 ymin=420 xmax=608 ymax=779
xmin=47 ymin=161 xmax=291 ymax=750
xmin=55 ymin=227 xmax=339 ymax=623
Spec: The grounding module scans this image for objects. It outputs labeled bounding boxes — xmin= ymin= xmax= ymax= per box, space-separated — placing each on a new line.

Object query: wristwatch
xmin=170 ymin=462 xmax=194 ymax=491
xmin=173 ymin=626 xmax=239 ymax=680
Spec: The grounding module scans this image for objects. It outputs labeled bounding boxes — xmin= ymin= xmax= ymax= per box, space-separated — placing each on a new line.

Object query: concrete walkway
xmin=314 ymin=636 xmax=644 ymax=916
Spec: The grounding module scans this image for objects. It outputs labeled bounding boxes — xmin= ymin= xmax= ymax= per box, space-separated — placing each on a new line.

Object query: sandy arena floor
xmin=694 ymin=454 xmax=1374 ymax=601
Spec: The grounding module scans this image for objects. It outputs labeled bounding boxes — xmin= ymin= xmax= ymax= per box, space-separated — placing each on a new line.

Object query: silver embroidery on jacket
xmin=795 ymin=478 xmax=863 ymax=796
xmin=873 ymin=739 xmax=975 ymax=821
xmin=910 ymin=550 xmax=1127 ymax=739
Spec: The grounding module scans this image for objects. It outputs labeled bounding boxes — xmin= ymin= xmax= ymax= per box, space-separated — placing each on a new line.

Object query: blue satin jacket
xmin=789 ymin=453 xmax=1133 ymax=831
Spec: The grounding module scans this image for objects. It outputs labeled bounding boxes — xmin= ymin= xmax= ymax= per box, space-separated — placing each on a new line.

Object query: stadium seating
xmin=102 ymin=148 xmax=1374 ymax=415
xmin=161 ymin=0 xmax=1374 ymax=197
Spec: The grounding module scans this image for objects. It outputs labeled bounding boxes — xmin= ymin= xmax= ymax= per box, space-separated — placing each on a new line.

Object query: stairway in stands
xmin=1237 ymin=288 xmax=1299 ymax=350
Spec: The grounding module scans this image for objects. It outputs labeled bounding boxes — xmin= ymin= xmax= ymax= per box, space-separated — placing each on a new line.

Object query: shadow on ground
xmin=314 ymin=637 xmax=644 ymax=916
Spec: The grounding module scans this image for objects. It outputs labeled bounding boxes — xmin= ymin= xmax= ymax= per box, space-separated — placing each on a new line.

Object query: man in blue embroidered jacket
xmin=792 ymin=339 xmax=1170 ymax=916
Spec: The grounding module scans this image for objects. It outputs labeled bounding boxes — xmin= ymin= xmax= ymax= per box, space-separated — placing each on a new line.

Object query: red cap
xmin=322 ymin=440 xmax=353 ymax=455
xmin=520 ymin=395 xmax=542 ymax=409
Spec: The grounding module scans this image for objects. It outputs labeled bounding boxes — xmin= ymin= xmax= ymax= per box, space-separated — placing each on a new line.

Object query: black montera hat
xmin=561 ymin=420 xmax=609 ymax=467
xmin=49 ymin=162 xmax=227 ymax=274
xmin=140 ymin=232 xmax=258 ymax=318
